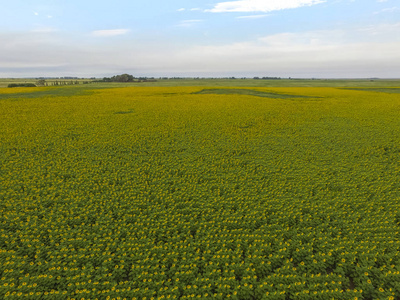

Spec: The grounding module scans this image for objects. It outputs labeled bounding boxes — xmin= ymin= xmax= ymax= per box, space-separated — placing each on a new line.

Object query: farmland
xmin=1 ymin=84 xmax=400 ymax=299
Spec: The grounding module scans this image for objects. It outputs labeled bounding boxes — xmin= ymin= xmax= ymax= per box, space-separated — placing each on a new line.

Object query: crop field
xmin=1 ymin=85 xmax=400 ymax=300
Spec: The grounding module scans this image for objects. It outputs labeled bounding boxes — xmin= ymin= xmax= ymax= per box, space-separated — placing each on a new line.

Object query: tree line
xmin=100 ymin=74 xmax=156 ymax=82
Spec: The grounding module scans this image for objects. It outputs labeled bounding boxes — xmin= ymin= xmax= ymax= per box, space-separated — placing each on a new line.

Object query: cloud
xmin=92 ymin=29 xmax=130 ymax=37
xmin=176 ymin=20 xmax=203 ymax=27
xmin=161 ymin=23 xmax=400 ymax=77
xmin=34 ymin=12 xmax=39 ymax=16
xmin=236 ymin=14 xmax=270 ymax=19
xmin=374 ymin=7 xmax=400 ymax=14
xmin=177 ymin=8 xmax=201 ymax=12
xmin=31 ymin=27 xmax=58 ymax=33
xmin=356 ymin=22 xmax=400 ymax=37
xmin=1 ymin=23 xmax=400 ymax=78
xmin=206 ymin=0 xmax=326 ymax=13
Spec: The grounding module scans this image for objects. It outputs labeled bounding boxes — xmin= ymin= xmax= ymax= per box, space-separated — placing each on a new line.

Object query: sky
xmin=1 ymin=0 xmax=400 ymax=78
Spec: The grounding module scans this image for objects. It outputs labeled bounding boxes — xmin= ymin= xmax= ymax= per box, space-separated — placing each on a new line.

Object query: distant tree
xmin=115 ymin=74 xmax=134 ymax=82
xmin=36 ymin=79 xmax=46 ymax=86
xmin=104 ymin=74 xmax=135 ymax=82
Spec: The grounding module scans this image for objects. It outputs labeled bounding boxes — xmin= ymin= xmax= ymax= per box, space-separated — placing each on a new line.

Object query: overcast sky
xmin=1 ymin=0 xmax=400 ymax=78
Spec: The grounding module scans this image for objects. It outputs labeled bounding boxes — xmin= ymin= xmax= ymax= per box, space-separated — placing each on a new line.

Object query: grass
xmin=0 ymin=78 xmax=91 ymax=88
xmin=194 ymin=88 xmax=322 ymax=99
xmin=342 ymin=87 xmax=400 ymax=94
xmin=0 ymin=86 xmax=95 ymax=100
xmin=2 ymin=79 xmax=398 ymax=102
xmin=1 ymin=77 xmax=400 ymax=88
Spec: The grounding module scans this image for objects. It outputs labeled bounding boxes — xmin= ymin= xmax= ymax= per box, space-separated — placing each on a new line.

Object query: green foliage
xmin=36 ymin=80 xmax=46 ymax=86
xmin=102 ymin=74 xmax=135 ymax=82
xmin=194 ymin=88 xmax=319 ymax=99
xmin=0 ymin=86 xmax=400 ymax=299
xmin=2 ymin=77 xmax=400 ymax=88
xmin=7 ymin=83 xmax=36 ymax=88
xmin=0 ymin=86 xmax=94 ymax=100
xmin=343 ymin=87 xmax=400 ymax=94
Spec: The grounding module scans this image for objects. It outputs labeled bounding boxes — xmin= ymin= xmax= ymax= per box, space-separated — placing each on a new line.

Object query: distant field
xmin=0 ymin=78 xmax=92 ymax=88
xmin=1 ymin=77 xmax=400 ymax=88
xmin=1 ymin=85 xmax=400 ymax=299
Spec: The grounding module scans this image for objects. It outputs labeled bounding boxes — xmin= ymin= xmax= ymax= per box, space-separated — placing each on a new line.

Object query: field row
xmin=1 ymin=86 xmax=400 ymax=299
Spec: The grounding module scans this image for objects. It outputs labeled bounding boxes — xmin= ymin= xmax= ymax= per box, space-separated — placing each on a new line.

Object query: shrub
xmin=8 ymin=83 xmax=37 ymax=88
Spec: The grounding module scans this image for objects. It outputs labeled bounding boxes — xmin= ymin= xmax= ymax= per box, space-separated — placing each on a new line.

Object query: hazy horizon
xmin=3 ymin=76 xmax=400 ymax=80
xmin=2 ymin=0 xmax=400 ymax=78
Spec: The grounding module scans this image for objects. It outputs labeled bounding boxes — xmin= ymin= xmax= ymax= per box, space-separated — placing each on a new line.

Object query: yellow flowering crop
xmin=0 ymin=86 xmax=400 ymax=299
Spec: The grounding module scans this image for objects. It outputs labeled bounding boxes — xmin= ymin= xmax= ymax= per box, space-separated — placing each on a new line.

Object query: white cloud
xmin=374 ymin=7 xmax=400 ymax=14
xmin=1 ymin=23 xmax=400 ymax=78
xmin=355 ymin=22 xmax=400 ymax=38
xmin=161 ymin=23 xmax=400 ymax=77
xmin=176 ymin=20 xmax=203 ymax=27
xmin=206 ymin=0 xmax=326 ymax=13
xmin=237 ymin=14 xmax=270 ymax=19
xmin=31 ymin=27 xmax=58 ymax=33
xmin=92 ymin=29 xmax=130 ymax=37
xmin=34 ymin=12 xmax=39 ymax=16
xmin=177 ymin=7 xmax=201 ymax=12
